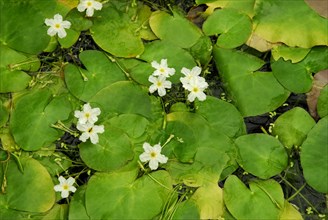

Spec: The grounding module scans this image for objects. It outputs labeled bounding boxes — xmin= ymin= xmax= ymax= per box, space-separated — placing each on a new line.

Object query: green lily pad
xmin=5 ymin=157 xmax=55 ymax=212
xmin=171 ymin=200 xmax=200 ymax=219
xmin=272 ymin=107 xmax=316 ymax=149
xmin=279 ymin=201 xmax=303 ymax=220
xmin=10 ymin=89 xmax=72 ymax=151
xmin=165 ymin=112 xmax=232 ymax=185
xmin=65 ymin=50 xmax=126 ymax=102
xmin=224 ymin=175 xmax=284 ymax=219
xmin=203 ymin=8 xmax=252 ymax=48
xmin=272 ymin=47 xmax=328 ymax=93
xmin=253 ymin=0 xmax=328 ymax=48
xmin=213 ymin=46 xmax=289 ymax=116
xmin=317 ymin=85 xmax=328 ymax=118
xmin=89 ymin=81 xmax=153 ymax=119
xmin=69 ymin=185 xmax=89 ymax=220
xmin=235 ymin=134 xmax=288 ymax=179
xmin=91 ymin=3 xmax=144 ymax=57
xmin=41 ymin=204 xmax=68 ymax=220
xmin=149 ymin=10 xmax=202 ymax=48
xmin=271 ymin=45 xmax=311 ymax=63
xmin=58 ymin=28 xmax=80 ymax=48
xmin=0 ymin=1 xmax=49 ymax=54
xmin=108 ymin=114 xmax=149 ymax=139
xmin=301 ymin=116 xmax=328 ymax=193
xmin=139 ymin=40 xmax=197 ymax=83
xmin=191 ymin=183 xmax=224 ymax=219
xmin=0 ymin=45 xmax=36 ymax=93
xmin=85 ymin=170 xmax=172 ymax=219
xmin=195 ymin=96 xmax=246 ymax=138
xmin=79 ymin=126 xmax=134 ymax=172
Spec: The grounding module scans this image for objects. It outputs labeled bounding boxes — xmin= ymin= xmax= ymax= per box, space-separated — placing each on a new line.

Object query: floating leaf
xmin=149 ymin=10 xmax=202 ymax=48
xmin=224 ymin=175 xmax=284 ymax=219
xmin=200 ymin=0 xmax=255 ymax=17
xmin=272 ymin=47 xmax=328 ymax=93
xmin=279 ymin=201 xmax=303 ymax=220
xmin=91 ymin=3 xmax=144 ymax=57
xmin=272 ymin=107 xmax=316 ymax=149
xmin=69 ymin=186 xmax=89 ymax=220
xmin=5 ymin=157 xmax=55 ymax=212
xmin=65 ymin=50 xmax=126 ymax=101
xmin=10 ymin=89 xmax=72 ymax=150
xmin=235 ymin=134 xmax=288 ymax=179
xmin=0 ymin=100 xmax=9 ymax=127
xmin=195 ymin=96 xmax=246 ymax=138
xmin=203 ymin=8 xmax=252 ymax=48
xmin=41 ymin=204 xmax=68 ymax=220
xmin=0 ymin=45 xmax=36 ymax=93
xmin=89 ymin=81 xmax=153 ymax=119
xmin=191 ymin=183 xmax=224 ymax=219
xmin=85 ymin=170 xmax=172 ymax=219
xmin=271 ymin=45 xmax=311 ymax=63
xmin=171 ymin=200 xmax=200 ymax=219
xmin=213 ymin=46 xmax=289 ymax=116
xmin=0 ymin=1 xmax=49 ymax=54
xmin=301 ymin=116 xmax=328 ymax=193
xmin=79 ymin=126 xmax=134 ymax=172
xmin=253 ymin=0 xmax=328 ymax=48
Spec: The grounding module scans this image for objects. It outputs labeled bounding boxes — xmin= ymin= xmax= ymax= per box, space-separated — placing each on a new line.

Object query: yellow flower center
xmin=87 ymin=1 xmax=93 ymax=7
xmin=150 ymin=151 xmax=157 ymax=158
xmin=55 ymin=23 xmax=61 ymax=29
xmin=62 ymin=184 xmax=69 ymax=190
xmin=192 ymin=87 xmax=199 ymax=93
xmin=85 ymin=113 xmax=90 ymax=118
xmin=88 ymin=127 xmax=93 ymax=133
xmin=159 ymin=68 xmax=165 ymax=73
xmin=156 ymin=81 xmax=162 ymax=87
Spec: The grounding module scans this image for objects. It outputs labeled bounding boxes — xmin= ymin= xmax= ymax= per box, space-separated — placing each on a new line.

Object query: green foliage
xmin=0 ymin=0 xmax=327 ymax=219
xmin=301 ymin=116 xmax=328 ymax=193
xmin=235 ymin=134 xmax=288 ymax=179
xmin=272 ymin=107 xmax=316 ymax=149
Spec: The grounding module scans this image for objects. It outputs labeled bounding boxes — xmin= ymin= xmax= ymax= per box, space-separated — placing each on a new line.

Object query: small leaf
xmin=203 ymin=8 xmax=252 ymax=48
xmin=235 ymin=134 xmax=288 ymax=179
xmin=272 ymin=107 xmax=316 ymax=148
xmin=149 ymin=10 xmax=202 ymax=48
xmin=224 ymin=175 xmax=284 ymax=219
xmin=301 ymin=116 xmax=328 ymax=193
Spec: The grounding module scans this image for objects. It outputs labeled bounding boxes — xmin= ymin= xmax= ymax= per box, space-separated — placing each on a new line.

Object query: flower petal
xmin=149 ymin=159 xmax=159 ymax=170
xmin=139 ymin=152 xmax=151 ymax=162
xmin=47 ymin=27 xmax=57 ymax=37
xmin=157 ymin=154 xmax=168 ymax=164
xmin=79 ymin=133 xmax=89 ymax=142
xmin=93 ymin=1 xmax=103 ymax=10
xmin=61 ymin=21 xmax=71 ymax=28
xmin=66 ymin=177 xmax=75 ymax=185
xmin=86 ymin=7 xmax=94 ymax=17
xmin=54 ymin=14 xmax=63 ymax=22
xmin=142 ymin=142 xmax=152 ymax=152
xmin=61 ymin=190 xmax=69 ymax=198
xmin=90 ymin=133 xmax=99 ymax=144
xmin=57 ymin=28 xmax=67 ymax=38
xmin=54 ymin=185 xmax=62 ymax=192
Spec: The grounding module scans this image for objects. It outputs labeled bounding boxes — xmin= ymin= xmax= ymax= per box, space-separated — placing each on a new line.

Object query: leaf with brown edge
xmin=306 ymin=70 xmax=328 ymax=119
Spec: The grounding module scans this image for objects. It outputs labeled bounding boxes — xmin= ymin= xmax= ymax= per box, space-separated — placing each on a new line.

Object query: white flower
xmin=180 ymin=66 xmax=202 ymax=89
xmin=54 ymin=176 xmax=76 ymax=198
xmin=139 ymin=142 xmax=168 ymax=170
xmin=184 ymin=77 xmax=208 ymax=102
xmin=74 ymin=103 xmax=101 ymax=124
xmin=77 ymin=122 xmax=104 ymax=144
xmin=151 ymin=59 xmax=175 ymax=78
xmin=45 ymin=14 xmax=71 ymax=38
xmin=148 ymin=75 xmax=172 ymax=97
xmin=77 ymin=0 xmax=103 ymax=17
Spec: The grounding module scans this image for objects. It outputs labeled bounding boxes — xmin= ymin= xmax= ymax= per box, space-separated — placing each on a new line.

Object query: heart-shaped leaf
xmin=149 ymin=10 xmax=202 ymax=48
xmin=65 ymin=50 xmax=126 ymax=101
xmin=235 ymin=134 xmax=288 ymax=179
xmin=85 ymin=170 xmax=172 ymax=219
xmin=79 ymin=126 xmax=134 ymax=172
xmin=224 ymin=175 xmax=284 ymax=219
xmin=213 ymin=46 xmax=289 ymax=116
xmin=203 ymin=8 xmax=252 ymax=48
xmin=272 ymin=107 xmax=316 ymax=149
xmin=10 ymin=89 xmax=72 ymax=150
